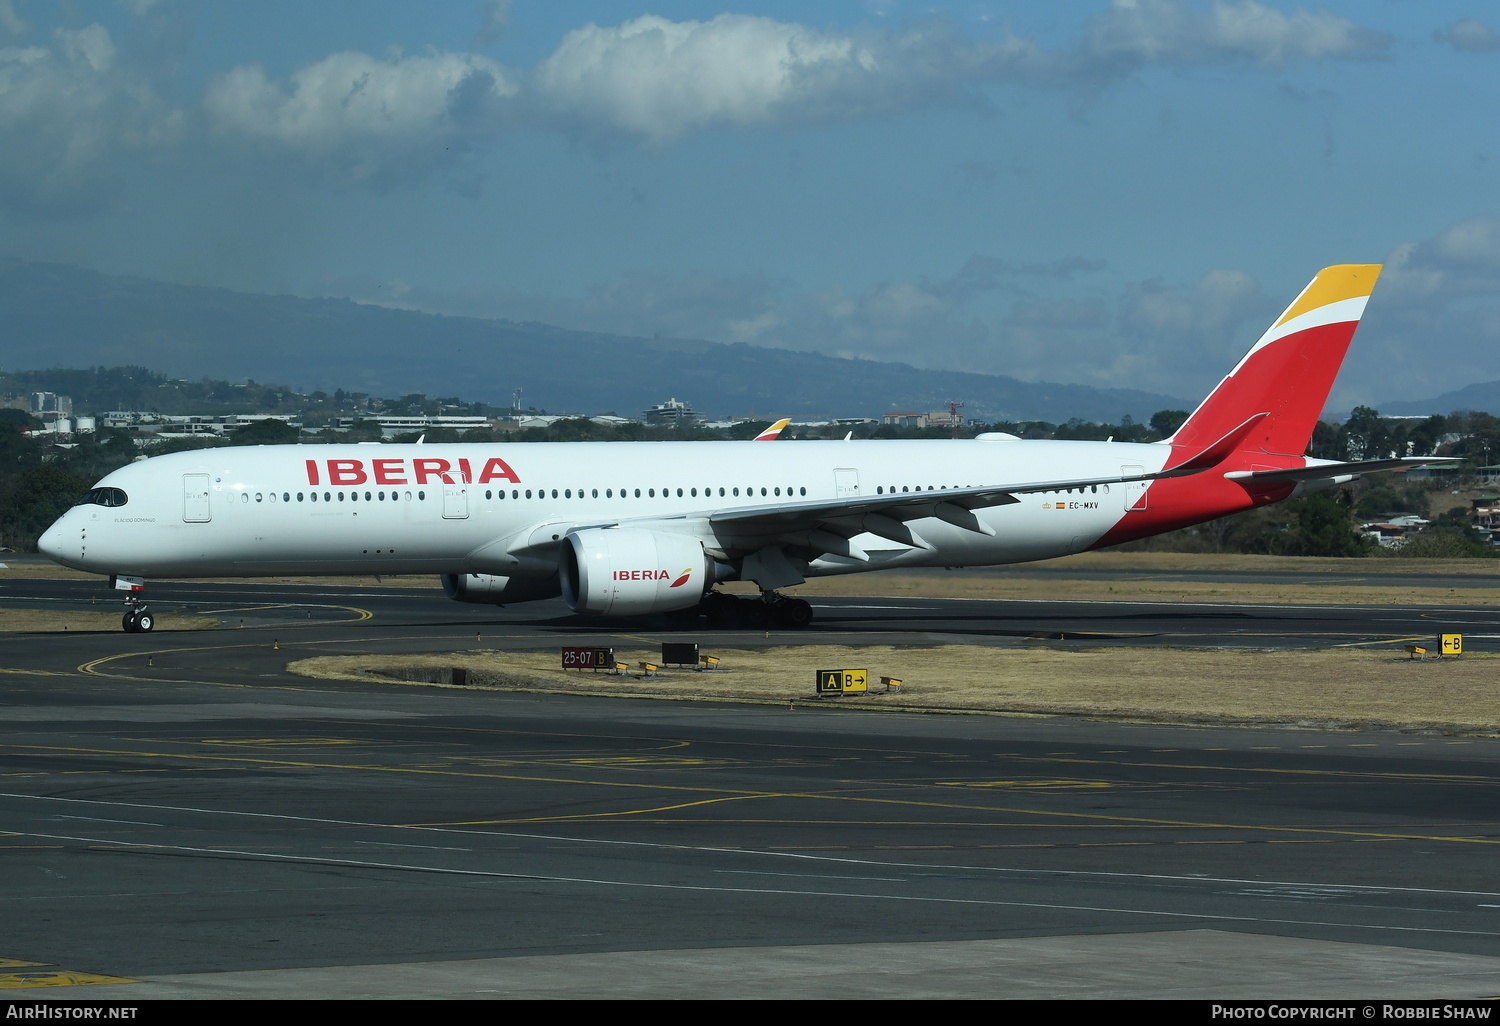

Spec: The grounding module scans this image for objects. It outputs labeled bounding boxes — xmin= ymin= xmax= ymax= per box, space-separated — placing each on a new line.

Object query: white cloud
xmin=204 ymin=49 xmax=515 ymax=181
xmin=0 ymin=0 xmax=27 ymax=37
xmin=0 ymin=23 xmax=182 ymax=212
xmin=1083 ymin=0 xmax=1387 ymax=70
xmin=534 ymin=14 xmax=891 ymax=142
xmin=1118 ymin=269 xmax=1261 ymax=337
xmin=1312 ymin=217 xmax=1500 ymax=406
xmin=189 ymin=5 xmax=1390 ymax=184
xmin=1379 ymin=215 xmax=1500 ymax=305
xmin=56 ymin=24 xmax=115 ymax=74
xmin=478 ymin=0 xmax=512 ymax=45
xmin=530 ymin=5 xmax=1386 ymax=143
xmin=1439 ymin=18 xmax=1500 ymax=53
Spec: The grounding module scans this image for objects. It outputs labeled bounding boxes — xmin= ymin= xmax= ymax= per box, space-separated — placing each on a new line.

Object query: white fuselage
xmin=39 ymin=438 xmax=1172 ymax=582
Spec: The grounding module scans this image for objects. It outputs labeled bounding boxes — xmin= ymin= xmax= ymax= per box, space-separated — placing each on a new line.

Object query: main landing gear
xmin=699 ymin=590 xmax=813 ymax=629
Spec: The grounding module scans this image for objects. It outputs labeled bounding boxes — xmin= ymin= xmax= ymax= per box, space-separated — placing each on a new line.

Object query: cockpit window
xmin=77 ymin=487 xmax=128 ymax=508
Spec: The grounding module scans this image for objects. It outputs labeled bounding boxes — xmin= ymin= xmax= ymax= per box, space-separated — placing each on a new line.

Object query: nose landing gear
xmin=122 ymin=598 xmax=154 ymax=633
xmin=110 ymin=575 xmax=153 ymax=633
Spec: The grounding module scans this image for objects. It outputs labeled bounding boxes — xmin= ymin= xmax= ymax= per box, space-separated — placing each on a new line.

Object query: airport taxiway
xmin=2 ymin=573 xmax=1500 ymax=998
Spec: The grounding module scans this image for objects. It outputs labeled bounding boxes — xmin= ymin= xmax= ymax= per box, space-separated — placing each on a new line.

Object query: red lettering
xmin=372 ymin=459 xmax=406 ymax=485
xmin=413 ymin=458 xmax=453 ymax=485
xmin=328 ymin=459 xmax=367 ymax=485
xmin=477 ymin=457 xmax=520 ymax=484
xmin=458 ymin=458 xmax=473 ymax=484
xmin=305 ymin=459 xmax=320 ymax=486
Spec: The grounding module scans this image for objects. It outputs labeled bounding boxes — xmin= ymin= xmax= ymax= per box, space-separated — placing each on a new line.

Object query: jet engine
xmin=441 ymin=572 xmax=560 ymax=605
xmin=561 ymin=528 xmax=714 ymax=616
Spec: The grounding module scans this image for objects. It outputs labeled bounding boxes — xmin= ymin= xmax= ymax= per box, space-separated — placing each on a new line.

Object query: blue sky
xmin=3 ymin=1 xmax=1499 ymax=411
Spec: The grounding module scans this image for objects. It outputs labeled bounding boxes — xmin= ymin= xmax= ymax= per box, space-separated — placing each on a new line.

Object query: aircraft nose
xmin=37 ymin=518 xmax=66 ymax=563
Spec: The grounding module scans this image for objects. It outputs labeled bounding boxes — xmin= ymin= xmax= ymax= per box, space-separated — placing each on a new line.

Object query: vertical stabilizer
xmin=1169 ymin=264 xmax=1381 ymax=459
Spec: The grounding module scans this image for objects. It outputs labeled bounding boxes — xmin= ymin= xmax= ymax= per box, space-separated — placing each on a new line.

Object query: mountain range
xmin=1375 ymin=382 xmax=1500 ymax=419
xmin=0 ymin=259 xmax=1188 ymax=424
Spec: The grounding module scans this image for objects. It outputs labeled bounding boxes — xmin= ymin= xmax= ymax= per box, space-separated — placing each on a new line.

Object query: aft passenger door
xmin=834 ymin=469 xmax=860 ymax=499
xmin=1121 ymin=465 xmax=1147 ymax=512
xmin=183 ymin=474 xmax=210 ymax=523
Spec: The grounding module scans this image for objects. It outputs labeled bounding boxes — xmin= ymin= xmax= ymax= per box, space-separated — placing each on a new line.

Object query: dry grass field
xmin=0 ymin=609 xmax=215 ymax=632
xmin=289 ymin=644 xmax=1500 ymax=734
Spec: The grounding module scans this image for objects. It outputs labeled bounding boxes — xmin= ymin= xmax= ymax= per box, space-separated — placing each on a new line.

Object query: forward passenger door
xmin=183 ymin=474 xmax=210 ymax=523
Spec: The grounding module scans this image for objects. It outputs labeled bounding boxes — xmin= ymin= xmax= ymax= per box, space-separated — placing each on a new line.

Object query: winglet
xmin=753 ymin=418 xmax=791 ymax=441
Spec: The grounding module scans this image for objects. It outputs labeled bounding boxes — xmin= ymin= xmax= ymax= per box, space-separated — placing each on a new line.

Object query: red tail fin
xmin=1169 ymin=264 xmax=1381 ymax=459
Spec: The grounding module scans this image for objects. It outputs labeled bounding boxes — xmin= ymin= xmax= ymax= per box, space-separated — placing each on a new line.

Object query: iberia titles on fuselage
xmin=304 ymin=455 xmax=519 ymax=486
xmin=39 ymin=264 xmax=1451 ymax=632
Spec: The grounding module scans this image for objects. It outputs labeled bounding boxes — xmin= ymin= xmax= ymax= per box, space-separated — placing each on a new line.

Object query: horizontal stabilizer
xmin=1224 ymin=457 xmax=1461 ymax=483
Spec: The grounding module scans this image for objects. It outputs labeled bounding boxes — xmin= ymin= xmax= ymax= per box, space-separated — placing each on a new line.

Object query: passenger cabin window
xmin=77 ymin=487 xmax=128 ymax=507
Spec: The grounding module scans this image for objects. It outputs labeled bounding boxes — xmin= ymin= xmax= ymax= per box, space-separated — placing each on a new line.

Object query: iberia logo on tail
xmin=1166 ymin=263 xmax=1381 ymax=461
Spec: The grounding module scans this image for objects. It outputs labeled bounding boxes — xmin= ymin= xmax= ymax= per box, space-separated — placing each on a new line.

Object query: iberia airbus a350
xmin=39 ymin=264 xmax=1441 ymax=633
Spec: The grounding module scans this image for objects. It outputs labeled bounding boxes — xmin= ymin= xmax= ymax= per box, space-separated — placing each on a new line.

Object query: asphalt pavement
xmin=2 ymin=571 xmax=1499 ymax=998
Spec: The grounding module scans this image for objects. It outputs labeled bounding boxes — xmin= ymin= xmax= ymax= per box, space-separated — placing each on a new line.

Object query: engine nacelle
xmin=561 ymin=528 xmax=712 ymax=616
xmin=441 ymin=572 xmax=560 ymax=605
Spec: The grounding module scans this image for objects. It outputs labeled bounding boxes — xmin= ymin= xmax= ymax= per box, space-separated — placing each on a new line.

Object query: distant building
xmin=924 ymin=408 xmax=965 ymax=430
xmin=1360 ymin=516 xmax=1430 ymax=548
xmin=883 ymin=410 xmax=970 ymax=429
xmin=345 ymin=415 xmax=492 ymax=438
xmin=643 ymin=398 xmax=704 ymax=427
xmin=1472 ymin=503 xmax=1500 ymax=542
xmin=29 ymin=392 xmax=72 ymax=423
xmin=103 ymin=412 xmax=304 ymax=437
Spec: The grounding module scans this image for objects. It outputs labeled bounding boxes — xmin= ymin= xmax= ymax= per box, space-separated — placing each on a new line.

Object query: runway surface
xmin=2 ymin=572 xmax=1500 ymax=998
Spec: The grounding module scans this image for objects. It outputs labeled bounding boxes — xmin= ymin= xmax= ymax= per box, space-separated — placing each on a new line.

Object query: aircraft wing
xmin=689 ymin=462 xmax=1212 ymax=550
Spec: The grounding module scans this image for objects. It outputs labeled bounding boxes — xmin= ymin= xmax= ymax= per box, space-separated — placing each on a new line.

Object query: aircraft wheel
xmin=703 ymin=593 xmax=738 ymax=627
xmin=663 ymin=604 xmax=701 ymax=625
xmin=777 ymin=598 xmax=813 ymax=629
xmin=135 ymin=611 xmax=154 ymax=633
xmin=740 ymin=600 xmax=770 ymax=629
xmin=122 ymin=611 xmax=139 ymax=633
